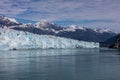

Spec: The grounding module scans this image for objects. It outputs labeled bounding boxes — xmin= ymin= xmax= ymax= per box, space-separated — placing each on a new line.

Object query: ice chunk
xmin=0 ymin=28 xmax=99 ymax=50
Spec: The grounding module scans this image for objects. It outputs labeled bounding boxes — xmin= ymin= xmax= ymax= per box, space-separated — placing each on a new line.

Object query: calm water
xmin=0 ymin=48 xmax=120 ymax=80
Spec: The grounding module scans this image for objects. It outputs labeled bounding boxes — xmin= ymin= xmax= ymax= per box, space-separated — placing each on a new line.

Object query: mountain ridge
xmin=0 ymin=16 xmax=118 ymax=42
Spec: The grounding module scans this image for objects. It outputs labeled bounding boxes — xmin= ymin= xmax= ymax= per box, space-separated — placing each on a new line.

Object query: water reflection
xmin=0 ymin=48 xmax=120 ymax=80
xmin=117 ymin=49 xmax=120 ymax=55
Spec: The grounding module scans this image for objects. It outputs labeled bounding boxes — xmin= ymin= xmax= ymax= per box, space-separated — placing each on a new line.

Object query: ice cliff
xmin=0 ymin=28 xmax=99 ymax=50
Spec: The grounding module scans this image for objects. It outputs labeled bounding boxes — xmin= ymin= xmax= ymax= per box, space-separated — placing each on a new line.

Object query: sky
xmin=0 ymin=0 xmax=120 ymax=32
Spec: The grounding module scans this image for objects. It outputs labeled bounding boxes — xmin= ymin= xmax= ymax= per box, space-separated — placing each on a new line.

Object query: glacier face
xmin=0 ymin=28 xmax=99 ymax=50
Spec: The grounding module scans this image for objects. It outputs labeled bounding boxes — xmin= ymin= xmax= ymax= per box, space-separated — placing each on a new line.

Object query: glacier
xmin=0 ymin=28 xmax=99 ymax=50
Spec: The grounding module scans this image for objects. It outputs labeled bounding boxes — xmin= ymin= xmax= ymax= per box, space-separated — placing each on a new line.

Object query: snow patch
xmin=4 ymin=17 xmax=19 ymax=24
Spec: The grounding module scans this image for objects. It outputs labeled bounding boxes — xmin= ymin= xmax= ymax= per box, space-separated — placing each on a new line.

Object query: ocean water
xmin=0 ymin=48 xmax=120 ymax=80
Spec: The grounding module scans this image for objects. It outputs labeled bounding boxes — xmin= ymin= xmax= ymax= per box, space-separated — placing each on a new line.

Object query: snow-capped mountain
xmin=34 ymin=20 xmax=64 ymax=32
xmin=0 ymin=16 xmax=117 ymax=42
xmin=0 ymin=16 xmax=21 ymax=27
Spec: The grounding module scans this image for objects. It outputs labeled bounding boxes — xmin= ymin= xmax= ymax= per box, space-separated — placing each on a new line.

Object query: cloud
xmin=0 ymin=0 xmax=120 ymax=32
xmin=0 ymin=0 xmax=29 ymax=16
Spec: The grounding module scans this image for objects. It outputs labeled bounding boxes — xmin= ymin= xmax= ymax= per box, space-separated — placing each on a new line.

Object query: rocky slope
xmin=109 ymin=35 xmax=120 ymax=49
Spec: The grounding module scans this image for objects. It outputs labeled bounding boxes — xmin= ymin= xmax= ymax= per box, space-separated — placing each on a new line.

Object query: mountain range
xmin=0 ymin=16 xmax=117 ymax=42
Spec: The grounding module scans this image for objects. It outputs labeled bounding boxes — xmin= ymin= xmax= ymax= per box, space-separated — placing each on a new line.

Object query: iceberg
xmin=0 ymin=28 xmax=99 ymax=50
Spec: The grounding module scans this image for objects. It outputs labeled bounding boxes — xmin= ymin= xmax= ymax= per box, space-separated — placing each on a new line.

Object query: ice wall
xmin=0 ymin=28 xmax=99 ymax=50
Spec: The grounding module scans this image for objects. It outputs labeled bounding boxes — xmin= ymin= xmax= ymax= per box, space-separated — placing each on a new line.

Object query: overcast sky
xmin=0 ymin=0 xmax=120 ymax=32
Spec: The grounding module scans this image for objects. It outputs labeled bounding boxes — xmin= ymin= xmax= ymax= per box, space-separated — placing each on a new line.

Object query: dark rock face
xmin=109 ymin=35 xmax=120 ymax=49
xmin=100 ymin=35 xmax=117 ymax=47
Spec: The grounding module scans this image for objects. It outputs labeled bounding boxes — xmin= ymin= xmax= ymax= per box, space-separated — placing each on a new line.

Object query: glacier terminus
xmin=0 ymin=28 xmax=99 ymax=50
